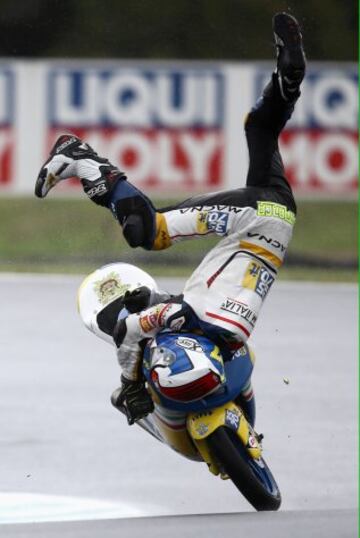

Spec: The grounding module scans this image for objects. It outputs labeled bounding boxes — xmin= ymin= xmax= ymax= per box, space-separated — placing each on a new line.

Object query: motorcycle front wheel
xmin=207 ymin=426 xmax=281 ymax=511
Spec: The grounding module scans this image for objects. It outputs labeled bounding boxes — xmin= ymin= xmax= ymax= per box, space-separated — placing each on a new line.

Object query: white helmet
xmin=77 ymin=262 xmax=158 ymax=344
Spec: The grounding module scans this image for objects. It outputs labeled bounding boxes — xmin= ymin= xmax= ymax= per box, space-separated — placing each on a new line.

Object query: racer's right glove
xmin=111 ymin=376 xmax=154 ymax=425
xmin=123 ymin=286 xmax=175 ymax=314
xmin=123 ymin=286 xmax=152 ymax=314
xmin=35 ymin=134 xmax=156 ymax=249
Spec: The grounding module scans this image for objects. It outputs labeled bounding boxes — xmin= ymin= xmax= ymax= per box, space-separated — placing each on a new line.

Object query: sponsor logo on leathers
xmin=180 ymin=205 xmax=242 ymax=214
xmin=242 ymin=262 xmax=275 ymax=299
xmin=207 ymin=211 xmax=229 ymax=235
xmin=220 ymin=298 xmax=257 ymax=327
xmin=140 ymin=315 xmax=154 ymax=333
xmin=140 ymin=304 xmax=171 ymax=333
xmin=86 ymin=182 xmax=107 ymax=198
xmin=196 ymin=210 xmax=229 ymax=235
xmin=247 ymin=232 xmax=286 ymax=252
xmin=257 ymin=201 xmax=296 ymax=225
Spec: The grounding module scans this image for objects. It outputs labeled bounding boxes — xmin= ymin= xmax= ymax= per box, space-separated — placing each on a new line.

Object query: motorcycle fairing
xmin=187 ymin=401 xmax=262 ymax=475
xmin=152 ymin=406 xmax=202 ymax=461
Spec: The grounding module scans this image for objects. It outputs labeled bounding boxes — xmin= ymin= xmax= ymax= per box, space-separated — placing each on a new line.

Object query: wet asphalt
xmin=0 ymin=275 xmax=357 ymax=537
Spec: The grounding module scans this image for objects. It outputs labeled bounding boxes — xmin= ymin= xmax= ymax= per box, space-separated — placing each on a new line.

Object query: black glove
xmin=123 ymin=286 xmax=151 ymax=313
xmin=112 ymin=288 xmax=152 ymax=347
xmin=111 ymin=375 xmax=154 ymax=425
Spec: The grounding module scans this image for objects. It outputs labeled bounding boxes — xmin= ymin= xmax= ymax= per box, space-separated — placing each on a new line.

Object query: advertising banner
xmin=47 ymin=66 xmax=225 ymax=192
xmin=0 ymin=66 xmax=14 ymax=188
xmin=0 ymin=60 xmax=357 ymax=197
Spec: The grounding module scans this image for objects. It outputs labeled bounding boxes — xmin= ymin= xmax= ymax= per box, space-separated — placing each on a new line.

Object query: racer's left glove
xmin=111 ymin=376 xmax=154 ymax=425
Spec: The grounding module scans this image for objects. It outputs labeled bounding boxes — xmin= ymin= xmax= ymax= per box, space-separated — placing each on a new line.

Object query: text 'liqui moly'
xmin=48 ymin=68 xmax=225 ymax=190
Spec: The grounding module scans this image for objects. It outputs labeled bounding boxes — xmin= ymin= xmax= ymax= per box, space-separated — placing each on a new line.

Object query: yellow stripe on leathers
xmin=152 ymin=213 xmax=172 ymax=250
xmin=240 ymin=240 xmax=282 ymax=268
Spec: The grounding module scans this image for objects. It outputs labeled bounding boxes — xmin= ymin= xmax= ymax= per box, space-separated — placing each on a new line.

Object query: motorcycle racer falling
xmin=77 ymin=261 xmax=282 ymax=511
xmin=77 ymin=261 xmax=257 ymax=428
xmin=35 ymin=13 xmax=306 ymax=428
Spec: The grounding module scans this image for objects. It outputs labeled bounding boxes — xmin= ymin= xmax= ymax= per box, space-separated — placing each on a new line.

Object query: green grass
xmin=1 ymin=197 xmax=357 ymax=281
xmin=290 ymin=201 xmax=358 ymax=259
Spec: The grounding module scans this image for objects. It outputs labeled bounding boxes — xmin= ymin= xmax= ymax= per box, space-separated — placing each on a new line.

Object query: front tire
xmin=207 ymin=426 xmax=281 ymax=511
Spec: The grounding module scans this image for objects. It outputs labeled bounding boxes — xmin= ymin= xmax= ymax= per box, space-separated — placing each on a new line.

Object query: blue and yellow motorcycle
xmin=134 ymin=331 xmax=281 ymax=512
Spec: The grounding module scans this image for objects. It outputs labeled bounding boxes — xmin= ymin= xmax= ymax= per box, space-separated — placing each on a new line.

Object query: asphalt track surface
xmin=0 ymin=274 xmax=357 ymax=537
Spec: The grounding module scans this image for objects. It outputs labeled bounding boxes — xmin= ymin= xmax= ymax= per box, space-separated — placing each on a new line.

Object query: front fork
xmin=187 ymin=401 xmax=262 ymax=476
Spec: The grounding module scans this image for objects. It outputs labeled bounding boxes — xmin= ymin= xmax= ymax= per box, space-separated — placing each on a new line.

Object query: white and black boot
xmin=35 ymin=134 xmax=156 ymax=249
xmin=35 ymin=134 xmax=126 ymax=206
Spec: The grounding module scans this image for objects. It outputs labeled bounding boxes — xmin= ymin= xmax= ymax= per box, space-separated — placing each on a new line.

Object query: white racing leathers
xmin=117 ymin=188 xmax=296 ymax=380
xmin=151 ymin=187 xmax=296 ymax=344
xmin=118 ymin=71 xmax=299 ymax=379
xmin=116 ymin=189 xmax=294 ymax=439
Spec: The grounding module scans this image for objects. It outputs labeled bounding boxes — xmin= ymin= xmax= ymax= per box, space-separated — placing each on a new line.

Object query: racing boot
xmin=256 ymin=12 xmax=306 ymax=133
xmin=35 ymin=134 xmax=125 ymax=206
xmin=272 ymin=12 xmax=306 ymax=101
xmin=35 ymin=134 xmax=156 ymax=249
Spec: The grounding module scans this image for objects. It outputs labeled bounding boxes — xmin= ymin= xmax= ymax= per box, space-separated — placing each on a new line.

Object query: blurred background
xmin=0 ymin=0 xmax=357 ymax=280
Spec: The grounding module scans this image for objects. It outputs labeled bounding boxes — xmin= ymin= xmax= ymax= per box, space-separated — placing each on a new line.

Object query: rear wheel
xmin=207 ymin=426 xmax=281 ymax=511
